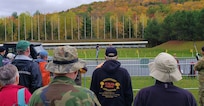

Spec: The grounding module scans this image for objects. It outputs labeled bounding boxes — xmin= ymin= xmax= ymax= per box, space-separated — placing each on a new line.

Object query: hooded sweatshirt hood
xmin=101 ymin=60 xmax=121 ymax=74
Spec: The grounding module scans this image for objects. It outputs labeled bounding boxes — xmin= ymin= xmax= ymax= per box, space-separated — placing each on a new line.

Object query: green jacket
xmin=29 ymin=76 xmax=101 ymax=106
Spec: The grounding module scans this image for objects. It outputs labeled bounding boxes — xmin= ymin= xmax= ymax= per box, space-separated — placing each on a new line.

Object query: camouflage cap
xmin=46 ymin=46 xmax=86 ymax=74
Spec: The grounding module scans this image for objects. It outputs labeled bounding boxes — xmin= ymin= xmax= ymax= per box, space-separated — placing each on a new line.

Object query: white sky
xmin=0 ymin=0 xmax=106 ymax=17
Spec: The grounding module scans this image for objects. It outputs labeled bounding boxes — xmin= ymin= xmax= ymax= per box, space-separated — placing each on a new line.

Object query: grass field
xmin=74 ymin=41 xmax=204 ymax=59
xmin=47 ymin=40 xmax=204 ymax=59
xmin=82 ymin=76 xmax=199 ymax=105
xmin=48 ymin=40 xmax=202 ymax=104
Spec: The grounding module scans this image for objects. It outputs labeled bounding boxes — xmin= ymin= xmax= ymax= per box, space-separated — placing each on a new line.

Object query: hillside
xmin=1 ymin=0 xmax=204 ymax=43
xmin=154 ymin=40 xmax=204 ymax=51
xmin=69 ymin=0 xmax=204 ymax=18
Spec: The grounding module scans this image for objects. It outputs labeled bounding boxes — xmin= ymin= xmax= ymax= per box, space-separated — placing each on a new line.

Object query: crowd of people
xmin=0 ymin=40 xmax=201 ymax=106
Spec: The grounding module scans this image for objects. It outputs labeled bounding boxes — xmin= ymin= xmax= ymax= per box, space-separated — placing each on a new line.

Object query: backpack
xmin=18 ymin=88 xmax=28 ymax=106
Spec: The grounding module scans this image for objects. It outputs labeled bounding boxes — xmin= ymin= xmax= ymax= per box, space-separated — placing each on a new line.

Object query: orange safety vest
xmin=38 ymin=61 xmax=50 ymax=86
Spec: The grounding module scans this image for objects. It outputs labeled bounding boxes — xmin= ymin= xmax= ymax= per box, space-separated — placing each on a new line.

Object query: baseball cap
xmin=16 ymin=40 xmax=30 ymax=51
xmin=105 ymin=47 xmax=117 ymax=57
xmin=7 ymin=53 xmax=15 ymax=59
xmin=0 ymin=46 xmax=6 ymax=52
xmin=39 ymin=50 xmax=48 ymax=57
xmin=105 ymin=47 xmax=117 ymax=60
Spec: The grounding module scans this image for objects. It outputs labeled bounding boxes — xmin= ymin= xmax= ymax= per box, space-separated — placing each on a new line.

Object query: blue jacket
xmin=90 ymin=60 xmax=133 ymax=106
xmin=12 ymin=55 xmax=42 ymax=93
xmin=134 ymin=80 xmax=197 ymax=106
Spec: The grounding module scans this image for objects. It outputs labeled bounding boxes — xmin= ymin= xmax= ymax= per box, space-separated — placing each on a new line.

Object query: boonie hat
xmin=46 ymin=46 xmax=86 ymax=74
xmin=149 ymin=52 xmax=182 ymax=82
xmin=16 ymin=40 xmax=30 ymax=51
xmin=0 ymin=46 xmax=5 ymax=52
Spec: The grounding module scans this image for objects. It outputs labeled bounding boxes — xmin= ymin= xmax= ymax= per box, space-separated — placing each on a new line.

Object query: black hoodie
xmin=90 ymin=60 xmax=133 ymax=106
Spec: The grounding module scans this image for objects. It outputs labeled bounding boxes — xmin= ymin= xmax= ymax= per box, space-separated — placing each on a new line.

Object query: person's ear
xmin=74 ymin=70 xmax=78 ymax=75
xmin=15 ymin=75 xmax=19 ymax=85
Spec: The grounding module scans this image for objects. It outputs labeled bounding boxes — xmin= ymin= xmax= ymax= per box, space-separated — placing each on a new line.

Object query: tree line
xmin=0 ymin=0 xmax=204 ymax=46
xmin=0 ymin=11 xmax=146 ymax=42
xmin=145 ymin=9 xmax=204 ymax=46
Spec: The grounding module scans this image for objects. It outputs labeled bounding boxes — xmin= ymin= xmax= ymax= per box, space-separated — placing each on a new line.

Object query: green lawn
xmin=47 ymin=41 xmax=201 ymax=104
xmin=81 ymin=76 xmax=199 ymax=105
xmin=48 ymin=41 xmax=204 ymax=59
xmin=76 ymin=47 xmax=195 ymax=59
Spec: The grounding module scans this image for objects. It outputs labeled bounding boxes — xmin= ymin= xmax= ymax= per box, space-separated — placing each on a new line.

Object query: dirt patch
xmin=153 ymin=40 xmax=192 ymax=50
xmin=164 ymin=40 xmax=185 ymax=45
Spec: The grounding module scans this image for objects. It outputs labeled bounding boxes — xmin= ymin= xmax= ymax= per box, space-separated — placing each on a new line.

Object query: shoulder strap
xmin=18 ymin=88 xmax=27 ymax=106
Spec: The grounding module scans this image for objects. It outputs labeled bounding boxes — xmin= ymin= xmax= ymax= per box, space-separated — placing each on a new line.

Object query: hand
xmin=196 ymin=53 xmax=201 ymax=60
xmin=79 ymin=67 xmax=87 ymax=73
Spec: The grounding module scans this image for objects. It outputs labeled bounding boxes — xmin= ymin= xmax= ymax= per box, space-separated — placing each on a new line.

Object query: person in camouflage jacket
xmin=29 ymin=46 xmax=101 ymax=106
xmin=194 ymin=46 xmax=204 ymax=106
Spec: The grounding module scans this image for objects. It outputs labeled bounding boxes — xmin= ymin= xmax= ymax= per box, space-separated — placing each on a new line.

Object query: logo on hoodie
xmin=99 ymin=78 xmax=121 ymax=98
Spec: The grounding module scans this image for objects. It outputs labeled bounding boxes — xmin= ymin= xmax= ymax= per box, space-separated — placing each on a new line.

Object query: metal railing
xmin=84 ymin=57 xmax=198 ymax=77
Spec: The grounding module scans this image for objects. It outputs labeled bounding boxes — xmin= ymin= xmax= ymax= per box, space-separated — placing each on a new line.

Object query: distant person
xmin=0 ymin=46 xmax=6 ymax=67
xmin=35 ymin=50 xmax=50 ymax=86
xmin=95 ymin=44 xmax=113 ymax=69
xmin=134 ymin=52 xmax=197 ymax=106
xmin=96 ymin=44 xmax=100 ymax=59
xmin=3 ymin=53 xmax=15 ymax=65
xmin=90 ymin=47 xmax=133 ymax=106
xmin=29 ymin=46 xmax=101 ymax=106
xmin=0 ymin=64 xmax=31 ymax=105
xmin=195 ymin=47 xmax=202 ymax=61
xmin=173 ymin=53 xmax=181 ymax=73
xmin=11 ymin=40 xmax=42 ymax=93
xmin=108 ymin=43 xmax=112 ymax=47
xmin=74 ymin=67 xmax=87 ymax=86
xmin=194 ymin=46 xmax=204 ymax=106
xmin=7 ymin=53 xmax=15 ymax=60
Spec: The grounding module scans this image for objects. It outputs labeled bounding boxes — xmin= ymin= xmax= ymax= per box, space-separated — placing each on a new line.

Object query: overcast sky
xmin=0 ymin=0 xmax=106 ymax=17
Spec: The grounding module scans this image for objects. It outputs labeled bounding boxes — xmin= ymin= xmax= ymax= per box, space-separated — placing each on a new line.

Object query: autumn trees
xmin=144 ymin=9 xmax=204 ymax=46
xmin=0 ymin=0 xmax=204 ymax=45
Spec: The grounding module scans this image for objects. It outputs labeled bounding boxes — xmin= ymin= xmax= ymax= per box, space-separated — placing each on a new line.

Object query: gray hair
xmin=0 ymin=64 xmax=19 ymax=86
xmin=16 ymin=50 xmax=25 ymax=55
xmin=105 ymin=56 xmax=117 ymax=60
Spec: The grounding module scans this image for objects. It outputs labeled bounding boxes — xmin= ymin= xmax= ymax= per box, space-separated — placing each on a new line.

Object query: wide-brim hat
xmin=46 ymin=46 xmax=86 ymax=74
xmin=149 ymin=52 xmax=182 ymax=82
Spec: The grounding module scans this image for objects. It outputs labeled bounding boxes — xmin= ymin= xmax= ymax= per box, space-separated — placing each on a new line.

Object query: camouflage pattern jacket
xmin=194 ymin=57 xmax=204 ymax=106
xmin=194 ymin=57 xmax=204 ymax=87
xmin=29 ymin=76 xmax=101 ymax=106
xmin=194 ymin=57 xmax=204 ymax=72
